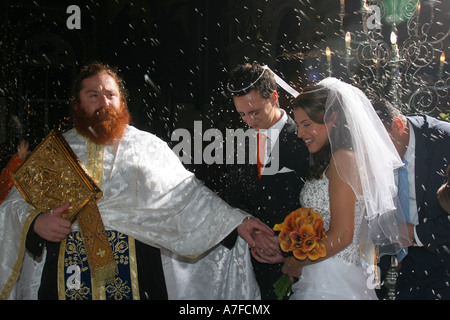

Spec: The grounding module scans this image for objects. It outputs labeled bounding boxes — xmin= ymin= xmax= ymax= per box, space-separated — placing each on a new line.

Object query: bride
xmin=281 ymin=78 xmax=409 ymax=299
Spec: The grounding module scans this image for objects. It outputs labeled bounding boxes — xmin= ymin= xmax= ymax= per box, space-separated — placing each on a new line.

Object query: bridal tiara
xmin=227 ymin=65 xmax=271 ymax=95
xmin=227 ymin=64 xmax=328 ymax=98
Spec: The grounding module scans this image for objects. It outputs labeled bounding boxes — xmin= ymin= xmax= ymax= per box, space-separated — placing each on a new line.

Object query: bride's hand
xmin=281 ymin=256 xmax=304 ymax=283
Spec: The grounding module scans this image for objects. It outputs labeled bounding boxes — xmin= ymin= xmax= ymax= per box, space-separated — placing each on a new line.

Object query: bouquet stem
xmin=273 ymin=274 xmax=292 ymax=300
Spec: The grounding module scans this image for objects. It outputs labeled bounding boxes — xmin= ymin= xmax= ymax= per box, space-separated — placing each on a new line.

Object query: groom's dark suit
xmin=394 ymin=114 xmax=450 ymax=299
xmin=225 ymin=115 xmax=309 ymax=300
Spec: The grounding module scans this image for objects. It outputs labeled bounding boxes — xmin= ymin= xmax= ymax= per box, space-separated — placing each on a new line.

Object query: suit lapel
xmin=262 ymin=116 xmax=296 ymax=178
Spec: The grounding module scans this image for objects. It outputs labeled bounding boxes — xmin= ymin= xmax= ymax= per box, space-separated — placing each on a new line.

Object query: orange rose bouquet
xmin=273 ymin=207 xmax=327 ymax=299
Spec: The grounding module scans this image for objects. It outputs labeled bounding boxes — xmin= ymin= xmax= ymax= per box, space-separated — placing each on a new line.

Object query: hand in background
xmin=17 ymin=140 xmax=30 ymax=159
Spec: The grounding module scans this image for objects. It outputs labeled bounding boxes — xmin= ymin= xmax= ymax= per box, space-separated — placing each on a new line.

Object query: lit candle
xmin=416 ymin=1 xmax=421 ymax=36
xmin=390 ymin=31 xmax=399 ymax=59
xmin=345 ymin=32 xmax=351 ymax=49
xmin=326 ymin=46 xmax=332 ymax=64
xmin=439 ymin=52 xmax=445 ymax=77
xmin=340 ymin=0 xmax=345 ymax=6
xmin=390 ymin=31 xmax=397 ymax=45
xmin=326 ymin=46 xmax=332 ymax=75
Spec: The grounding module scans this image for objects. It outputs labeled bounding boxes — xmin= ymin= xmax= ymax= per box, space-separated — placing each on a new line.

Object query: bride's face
xmin=293 ymin=107 xmax=330 ymax=153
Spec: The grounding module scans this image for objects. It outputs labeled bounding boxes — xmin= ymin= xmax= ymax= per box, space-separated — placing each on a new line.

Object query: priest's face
xmin=73 ymin=72 xmax=130 ymax=145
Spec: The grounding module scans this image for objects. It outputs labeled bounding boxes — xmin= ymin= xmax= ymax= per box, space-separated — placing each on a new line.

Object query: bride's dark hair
xmin=292 ymin=85 xmax=331 ymax=179
xmin=292 ymin=84 xmax=352 ymax=179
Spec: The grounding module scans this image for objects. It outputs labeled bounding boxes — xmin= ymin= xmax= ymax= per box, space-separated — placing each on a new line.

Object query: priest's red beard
xmin=73 ymin=102 xmax=131 ymax=145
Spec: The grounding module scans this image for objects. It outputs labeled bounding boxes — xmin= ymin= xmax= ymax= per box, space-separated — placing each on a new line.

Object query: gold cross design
xmin=96 ymin=248 xmax=106 ymax=258
xmin=84 ymin=212 xmax=95 ymax=224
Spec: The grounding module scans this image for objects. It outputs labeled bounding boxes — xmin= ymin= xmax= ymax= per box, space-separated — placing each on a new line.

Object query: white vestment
xmin=0 ymin=126 xmax=259 ymax=300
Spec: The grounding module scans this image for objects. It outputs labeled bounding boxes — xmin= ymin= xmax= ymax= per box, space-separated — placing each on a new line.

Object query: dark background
xmin=1 ymin=0 xmax=449 ymax=193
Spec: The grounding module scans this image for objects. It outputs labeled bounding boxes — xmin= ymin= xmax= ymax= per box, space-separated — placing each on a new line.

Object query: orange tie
xmin=257 ymin=132 xmax=267 ymax=181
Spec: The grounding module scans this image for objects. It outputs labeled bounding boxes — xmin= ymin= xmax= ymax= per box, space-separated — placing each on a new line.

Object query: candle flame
xmin=390 ymin=31 xmax=397 ymax=45
xmin=345 ymin=32 xmax=351 ymax=44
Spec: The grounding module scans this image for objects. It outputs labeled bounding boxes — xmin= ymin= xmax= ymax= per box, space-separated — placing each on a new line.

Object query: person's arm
xmin=0 ymin=140 xmax=30 ymax=204
xmin=25 ymin=215 xmax=46 ymax=258
xmin=0 ymin=155 xmax=25 ymax=203
xmin=220 ymin=230 xmax=238 ymax=249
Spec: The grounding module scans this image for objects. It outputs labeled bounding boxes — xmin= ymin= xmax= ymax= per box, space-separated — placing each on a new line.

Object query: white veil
xmin=318 ymin=78 xmax=410 ymax=259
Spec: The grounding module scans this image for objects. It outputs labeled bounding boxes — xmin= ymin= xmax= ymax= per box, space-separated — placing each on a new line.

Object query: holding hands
xmin=238 ymin=218 xmax=285 ymax=264
xmin=250 ymin=231 xmax=284 ymax=264
xmin=242 ymin=218 xmax=304 ymax=283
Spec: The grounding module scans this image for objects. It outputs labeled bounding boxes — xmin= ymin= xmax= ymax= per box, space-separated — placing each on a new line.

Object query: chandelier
xmin=283 ymin=0 xmax=449 ymax=116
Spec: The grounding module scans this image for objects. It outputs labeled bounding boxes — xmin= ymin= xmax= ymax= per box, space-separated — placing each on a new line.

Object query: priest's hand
xmin=237 ymin=217 xmax=274 ymax=249
xmin=34 ymin=202 xmax=72 ymax=242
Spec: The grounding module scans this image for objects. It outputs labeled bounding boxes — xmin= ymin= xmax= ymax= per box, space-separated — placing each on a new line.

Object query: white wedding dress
xmin=290 ymin=174 xmax=378 ymax=300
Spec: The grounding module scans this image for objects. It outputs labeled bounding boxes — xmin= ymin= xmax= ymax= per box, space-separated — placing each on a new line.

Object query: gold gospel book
xmin=12 ymin=130 xmax=102 ymax=222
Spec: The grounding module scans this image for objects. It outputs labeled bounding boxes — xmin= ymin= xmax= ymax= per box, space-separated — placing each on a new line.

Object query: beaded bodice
xmin=299 ymin=174 xmax=366 ymax=266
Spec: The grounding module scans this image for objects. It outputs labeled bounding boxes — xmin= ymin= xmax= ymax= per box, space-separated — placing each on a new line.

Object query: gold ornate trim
xmin=86 ymin=141 xmax=104 ymax=187
xmin=57 ymin=238 xmax=67 ymax=300
xmin=128 ymin=237 xmax=140 ymax=300
xmin=0 ymin=209 xmax=41 ymax=300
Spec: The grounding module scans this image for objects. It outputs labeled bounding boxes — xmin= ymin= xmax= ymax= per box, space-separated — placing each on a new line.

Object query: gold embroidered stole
xmin=86 ymin=141 xmax=104 ymax=187
xmin=77 ymin=142 xmax=117 ymax=286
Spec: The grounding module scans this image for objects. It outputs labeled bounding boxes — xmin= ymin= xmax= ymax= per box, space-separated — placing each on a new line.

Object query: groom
xmin=224 ymin=62 xmax=309 ymax=299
